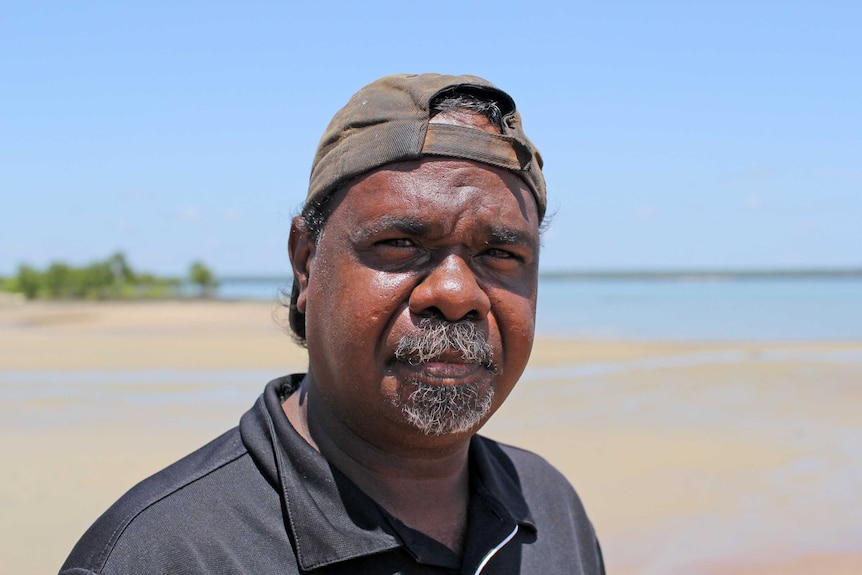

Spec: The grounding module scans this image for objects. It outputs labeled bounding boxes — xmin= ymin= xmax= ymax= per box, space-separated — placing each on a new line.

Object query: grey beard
xmin=400 ymin=380 xmax=494 ymax=436
xmin=392 ymin=318 xmax=496 ymax=436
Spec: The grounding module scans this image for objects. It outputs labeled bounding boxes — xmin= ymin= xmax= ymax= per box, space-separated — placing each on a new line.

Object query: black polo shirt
xmin=61 ymin=375 xmax=605 ymax=574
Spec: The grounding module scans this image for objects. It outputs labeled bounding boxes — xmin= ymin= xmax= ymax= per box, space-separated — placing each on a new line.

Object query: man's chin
xmin=395 ymin=379 xmax=495 ymax=437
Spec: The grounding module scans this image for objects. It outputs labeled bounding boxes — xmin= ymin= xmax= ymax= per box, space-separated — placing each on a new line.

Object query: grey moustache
xmin=394 ymin=318 xmax=497 ymax=372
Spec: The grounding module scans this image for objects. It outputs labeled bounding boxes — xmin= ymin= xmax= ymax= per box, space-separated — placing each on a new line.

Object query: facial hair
xmin=392 ymin=319 xmax=497 ymax=436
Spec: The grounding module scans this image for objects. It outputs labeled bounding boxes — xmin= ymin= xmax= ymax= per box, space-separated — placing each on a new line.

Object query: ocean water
xmin=215 ymin=276 xmax=862 ymax=341
xmin=537 ymin=278 xmax=862 ymax=340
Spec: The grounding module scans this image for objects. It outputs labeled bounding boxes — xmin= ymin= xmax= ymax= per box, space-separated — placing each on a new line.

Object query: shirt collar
xmin=469 ymin=435 xmax=537 ymax=530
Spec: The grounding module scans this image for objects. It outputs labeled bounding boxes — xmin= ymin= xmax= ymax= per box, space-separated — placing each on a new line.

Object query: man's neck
xmin=282 ymin=376 xmax=472 ymax=555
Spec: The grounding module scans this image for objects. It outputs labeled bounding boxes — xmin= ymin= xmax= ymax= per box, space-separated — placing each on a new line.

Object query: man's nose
xmin=408 ymin=255 xmax=491 ymax=321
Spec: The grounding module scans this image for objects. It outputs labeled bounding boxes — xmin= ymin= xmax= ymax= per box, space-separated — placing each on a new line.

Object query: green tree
xmin=44 ymin=262 xmax=73 ymax=298
xmin=80 ymin=260 xmax=115 ymax=298
xmin=16 ymin=264 xmax=43 ymax=299
xmin=189 ymin=261 xmax=218 ymax=298
xmin=9 ymin=253 xmax=187 ymax=300
xmin=108 ymin=252 xmax=135 ymax=282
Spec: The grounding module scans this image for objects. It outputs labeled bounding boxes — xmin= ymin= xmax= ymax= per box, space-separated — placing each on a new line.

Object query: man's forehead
xmin=331 ymin=158 xmax=540 ymax=241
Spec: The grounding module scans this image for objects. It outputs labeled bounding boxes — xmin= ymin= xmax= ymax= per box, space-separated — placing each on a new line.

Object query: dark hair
xmin=430 ymin=91 xmax=504 ymax=127
xmin=284 ymin=91 xmax=509 ymax=345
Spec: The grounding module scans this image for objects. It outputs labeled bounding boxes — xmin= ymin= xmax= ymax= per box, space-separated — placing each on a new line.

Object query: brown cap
xmin=306 ymin=73 xmax=546 ymax=220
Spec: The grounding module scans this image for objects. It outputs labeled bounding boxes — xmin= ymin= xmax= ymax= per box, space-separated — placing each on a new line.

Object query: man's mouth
xmin=393 ymin=318 xmax=498 ymax=375
xmin=399 ymin=355 xmax=485 ymax=380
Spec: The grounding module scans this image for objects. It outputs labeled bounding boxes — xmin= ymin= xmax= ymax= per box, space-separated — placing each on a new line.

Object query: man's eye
xmin=380 ymin=238 xmax=415 ymax=248
xmin=485 ymin=248 xmax=517 ymax=260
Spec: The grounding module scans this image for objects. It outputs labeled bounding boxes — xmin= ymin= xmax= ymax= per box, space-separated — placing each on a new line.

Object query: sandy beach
xmin=2 ymin=300 xmax=861 ymax=574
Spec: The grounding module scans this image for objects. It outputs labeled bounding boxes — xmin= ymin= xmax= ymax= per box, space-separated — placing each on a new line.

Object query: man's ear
xmin=288 ymin=216 xmax=315 ymax=313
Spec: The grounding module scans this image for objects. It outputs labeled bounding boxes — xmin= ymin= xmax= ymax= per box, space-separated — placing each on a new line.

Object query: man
xmin=61 ymin=73 xmax=605 ymax=574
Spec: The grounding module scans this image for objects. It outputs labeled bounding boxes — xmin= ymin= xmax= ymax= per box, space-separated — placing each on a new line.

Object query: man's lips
xmin=410 ymin=360 xmax=483 ymax=379
xmin=393 ymin=351 xmax=489 ymax=382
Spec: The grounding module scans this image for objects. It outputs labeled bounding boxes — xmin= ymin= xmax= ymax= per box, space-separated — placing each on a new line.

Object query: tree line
xmin=1 ymin=253 xmax=218 ymax=300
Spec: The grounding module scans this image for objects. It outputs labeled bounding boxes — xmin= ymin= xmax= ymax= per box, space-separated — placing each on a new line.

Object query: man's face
xmin=292 ymin=157 xmax=540 ymax=448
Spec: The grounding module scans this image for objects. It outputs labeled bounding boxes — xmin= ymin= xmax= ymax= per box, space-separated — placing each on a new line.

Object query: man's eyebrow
xmin=487 ymin=225 xmax=538 ymax=249
xmin=351 ymin=216 xmax=429 ymax=240
xmin=350 ymin=217 xmax=537 ymax=249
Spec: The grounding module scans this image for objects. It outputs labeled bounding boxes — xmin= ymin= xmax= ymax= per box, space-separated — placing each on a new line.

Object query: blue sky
xmin=2 ymin=1 xmax=860 ymax=276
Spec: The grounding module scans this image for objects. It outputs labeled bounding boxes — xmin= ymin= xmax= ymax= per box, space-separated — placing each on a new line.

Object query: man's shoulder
xmin=60 ymin=427 xmax=255 ymax=575
xmin=475 ymin=435 xmax=577 ymax=492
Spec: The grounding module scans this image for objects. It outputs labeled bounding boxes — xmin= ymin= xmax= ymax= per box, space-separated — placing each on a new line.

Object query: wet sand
xmin=2 ymin=301 xmax=861 ymax=574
